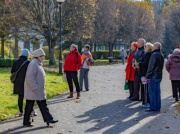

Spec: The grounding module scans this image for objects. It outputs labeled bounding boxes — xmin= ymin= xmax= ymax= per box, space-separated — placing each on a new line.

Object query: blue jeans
xmin=148 ymin=78 xmax=161 ymax=111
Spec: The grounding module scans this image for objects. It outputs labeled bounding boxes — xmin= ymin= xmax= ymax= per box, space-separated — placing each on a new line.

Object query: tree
xmin=18 ymin=0 xmax=62 ymax=65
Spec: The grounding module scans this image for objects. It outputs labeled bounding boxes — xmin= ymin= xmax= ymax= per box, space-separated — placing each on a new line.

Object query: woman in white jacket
xmin=23 ymin=48 xmax=58 ymax=127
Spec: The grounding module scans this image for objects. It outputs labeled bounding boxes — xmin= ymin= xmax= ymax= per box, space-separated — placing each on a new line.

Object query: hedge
xmin=42 ymin=46 xmax=129 ymax=60
xmin=0 ymin=59 xmax=15 ymax=67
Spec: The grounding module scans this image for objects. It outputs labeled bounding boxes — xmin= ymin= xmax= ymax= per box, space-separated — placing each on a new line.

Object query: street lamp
xmin=57 ymin=0 xmax=65 ymax=74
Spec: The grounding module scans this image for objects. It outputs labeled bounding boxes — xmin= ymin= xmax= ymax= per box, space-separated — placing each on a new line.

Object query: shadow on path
xmin=76 ymin=96 xmax=173 ymax=134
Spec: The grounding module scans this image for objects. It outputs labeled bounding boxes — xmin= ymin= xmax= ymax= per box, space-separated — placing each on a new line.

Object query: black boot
xmin=46 ymin=119 xmax=58 ymax=126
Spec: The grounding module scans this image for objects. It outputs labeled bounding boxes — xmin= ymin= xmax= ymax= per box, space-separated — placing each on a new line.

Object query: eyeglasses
xmin=40 ymin=55 xmax=45 ymax=57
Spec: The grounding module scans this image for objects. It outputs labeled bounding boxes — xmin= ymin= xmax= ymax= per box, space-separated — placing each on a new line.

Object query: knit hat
xmin=173 ymin=49 xmax=180 ymax=53
xmin=31 ymin=48 xmax=46 ymax=57
xmin=21 ymin=49 xmax=30 ymax=57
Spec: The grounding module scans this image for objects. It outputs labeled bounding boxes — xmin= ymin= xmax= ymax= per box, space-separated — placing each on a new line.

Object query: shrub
xmin=0 ymin=45 xmax=13 ymax=58
xmin=0 ymin=58 xmax=15 ymax=67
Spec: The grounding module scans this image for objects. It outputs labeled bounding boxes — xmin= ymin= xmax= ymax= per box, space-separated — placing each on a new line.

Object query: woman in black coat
xmin=11 ymin=49 xmax=30 ymax=116
xmin=136 ymin=43 xmax=153 ymax=107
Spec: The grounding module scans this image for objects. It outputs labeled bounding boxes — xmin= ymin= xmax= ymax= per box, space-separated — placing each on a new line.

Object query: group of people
xmin=11 ymin=44 xmax=93 ymax=127
xmin=125 ymin=38 xmax=180 ymax=112
xmin=125 ymin=38 xmax=164 ymax=112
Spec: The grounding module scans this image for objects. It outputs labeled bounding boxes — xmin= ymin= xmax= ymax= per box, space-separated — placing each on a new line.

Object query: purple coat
xmin=166 ymin=52 xmax=180 ymax=80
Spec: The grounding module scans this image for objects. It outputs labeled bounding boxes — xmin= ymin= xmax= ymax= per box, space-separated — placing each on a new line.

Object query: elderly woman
xmin=136 ymin=43 xmax=153 ymax=107
xmin=125 ymin=42 xmax=138 ymax=99
xmin=64 ymin=44 xmax=82 ymax=99
xmin=166 ymin=49 xmax=180 ymax=102
xmin=23 ymin=48 xmax=58 ymax=127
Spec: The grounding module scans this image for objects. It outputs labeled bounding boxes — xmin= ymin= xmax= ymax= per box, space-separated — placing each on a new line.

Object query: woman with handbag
xmin=125 ymin=42 xmax=138 ymax=99
xmin=64 ymin=44 xmax=82 ymax=99
xmin=11 ymin=49 xmax=30 ymax=117
xmin=23 ymin=48 xmax=58 ymax=127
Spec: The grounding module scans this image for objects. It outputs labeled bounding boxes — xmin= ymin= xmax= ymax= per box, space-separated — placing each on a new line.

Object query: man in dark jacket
xmin=131 ymin=38 xmax=145 ymax=101
xmin=11 ymin=49 xmax=30 ymax=116
xmin=145 ymin=42 xmax=164 ymax=112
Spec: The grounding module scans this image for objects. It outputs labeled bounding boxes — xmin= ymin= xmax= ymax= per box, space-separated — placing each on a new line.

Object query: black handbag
xmin=10 ymin=60 xmax=28 ymax=83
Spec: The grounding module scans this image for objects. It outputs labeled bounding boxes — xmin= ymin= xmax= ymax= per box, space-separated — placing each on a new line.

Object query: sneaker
xmin=139 ymin=104 xmax=150 ymax=108
xmin=31 ymin=110 xmax=37 ymax=116
xmin=19 ymin=112 xmax=24 ymax=117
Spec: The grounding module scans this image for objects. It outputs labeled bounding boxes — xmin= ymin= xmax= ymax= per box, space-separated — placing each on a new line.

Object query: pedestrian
xmin=131 ymin=38 xmax=146 ymax=101
xmin=166 ymin=49 xmax=180 ymax=102
xmin=145 ymin=42 xmax=164 ymax=112
xmin=136 ymin=43 xmax=153 ymax=107
xmin=80 ymin=44 xmax=93 ymax=91
xmin=23 ymin=48 xmax=58 ymax=127
xmin=64 ymin=44 xmax=82 ymax=99
xmin=11 ymin=49 xmax=30 ymax=117
xmin=119 ymin=49 xmax=127 ymax=65
xmin=125 ymin=42 xmax=138 ymax=99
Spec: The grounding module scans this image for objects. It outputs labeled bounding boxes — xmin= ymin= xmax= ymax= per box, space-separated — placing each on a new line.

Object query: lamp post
xmin=57 ymin=0 xmax=65 ymax=74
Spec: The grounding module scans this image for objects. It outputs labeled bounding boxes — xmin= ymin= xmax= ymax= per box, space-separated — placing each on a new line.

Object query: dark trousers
xmin=133 ymin=70 xmax=144 ymax=100
xmin=23 ymin=100 xmax=53 ymax=125
xmin=171 ymin=80 xmax=180 ymax=98
xmin=66 ymin=71 xmax=80 ymax=92
xmin=142 ymin=84 xmax=150 ymax=105
xmin=128 ymin=81 xmax=134 ymax=98
xmin=18 ymin=94 xmax=24 ymax=113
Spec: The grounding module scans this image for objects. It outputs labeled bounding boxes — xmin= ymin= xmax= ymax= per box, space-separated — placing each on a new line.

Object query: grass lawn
xmin=0 ymin=68 xmax=68 ymax=122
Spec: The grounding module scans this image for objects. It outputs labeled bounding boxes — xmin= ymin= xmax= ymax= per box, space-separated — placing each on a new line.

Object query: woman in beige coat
xmin=23 ymin=48 xmax=58 ymax=127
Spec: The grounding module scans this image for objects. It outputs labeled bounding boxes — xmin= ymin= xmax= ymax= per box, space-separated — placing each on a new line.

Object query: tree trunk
xmin=94 ymin=42 xmax=97 ymax=60
xmin=109 ymin=43 xmax=113 ymax=57
xmin=1 ymin=37 xmax=5 ymax=58
xmin=24 ymin=39 xmax=30 ymax=50
xmin=14 ymin=33 xmax=19 ymax=58
xmin=49 ymin=40 xmax=56 ymax=65
xmin=78 ymin=41 xmax=82 ymax=53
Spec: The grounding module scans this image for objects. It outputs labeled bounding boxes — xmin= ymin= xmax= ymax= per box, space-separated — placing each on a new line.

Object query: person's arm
xmin=25 ymin=63 xmax=38 ymax=92
xmin=76 ymin=53 xmax=83 ymax=69
xmin=138 ymin=54 xmax=150 ymax=68
xmin=145 ymin=54 xmax=156 ymax=79
xmin=11 ymin=60 xmax=17 ymax=74
xmin=165 ymin=59 xmax=171 ymax=72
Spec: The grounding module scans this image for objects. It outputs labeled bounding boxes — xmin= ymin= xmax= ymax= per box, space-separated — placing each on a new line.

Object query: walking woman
xmin=23 ymin=48 xmax=58 ymax=127
xmin=125 ymin=42 xmax=138 ymax=99
xmin=166 ymin=49 xmax=180 ymax=102
xmin=11 ymin=49 xmax=30 ymax=116
xmin=64 ymin=44 xmax=82 ymax=99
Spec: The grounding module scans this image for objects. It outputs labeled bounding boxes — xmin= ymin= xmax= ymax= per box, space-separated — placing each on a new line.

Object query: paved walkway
xmin=0 ymin=64 xmax=180 ymax=134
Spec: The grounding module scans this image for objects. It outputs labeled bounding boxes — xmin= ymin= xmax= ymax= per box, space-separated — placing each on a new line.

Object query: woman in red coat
xmin=64 ymin=44 xmax=82 ymax=99
xmin=125 ymin=42 xmax=138 ymax=99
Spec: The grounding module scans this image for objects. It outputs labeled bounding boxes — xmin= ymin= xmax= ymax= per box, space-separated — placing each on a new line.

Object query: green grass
xmin=0 ymin=68 xmax=68 ymax=122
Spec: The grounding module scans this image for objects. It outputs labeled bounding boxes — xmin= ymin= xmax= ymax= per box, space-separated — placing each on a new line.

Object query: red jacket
xmin=125 ymin=51 xmax=136 ymax=81
xmin=64 ymin=50 xmax=82 ymax=72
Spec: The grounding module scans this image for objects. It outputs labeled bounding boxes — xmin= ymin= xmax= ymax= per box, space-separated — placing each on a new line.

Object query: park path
xmin=0 ymin=64 xmax=180 ymax=134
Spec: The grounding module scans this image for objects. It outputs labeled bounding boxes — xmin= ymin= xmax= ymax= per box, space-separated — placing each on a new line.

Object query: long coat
xmin=166 ymin=52 xmax=180 ymax=80
xmin=24 ymin=58 xmax=46 ymax=100
xmin=125 ymin=51 xmax=136 ymax=81
xmin=11 ymin=56 xmax=30 ymax=94
xmin=138 ymin=52 xmax=152 ymax=77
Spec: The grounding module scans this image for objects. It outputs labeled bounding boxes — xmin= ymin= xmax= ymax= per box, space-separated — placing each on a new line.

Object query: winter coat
xmin=24 ymin=58 xmax=46 ymax=100
xmin=64 ymin=50 xmax=82 ymax=72
xmin=11 ymin=56 xmax=30 ymax=94
xmin=125 ymin=51 xmax=136 ymax=81
xmin=134 ymin=46 xmax=144 ymax=62
xmin=166 ymin=52 xmax=180 ymax=80
xmin=145 ymin=49 xmax=164 ymax=79
xmin=138 ymin=52 xmax=152 ymax=77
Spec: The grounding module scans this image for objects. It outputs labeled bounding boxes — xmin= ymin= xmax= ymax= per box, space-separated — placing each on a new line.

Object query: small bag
xmin=87 ymin=59 xmax=94 ymax=66
xmin=10 ymin=60 xmax=28 ymax=83
xmin=63 ymin=73 xmax=67 ymax=82
xmin=124 ymin=81 xmax=129 ymax=90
